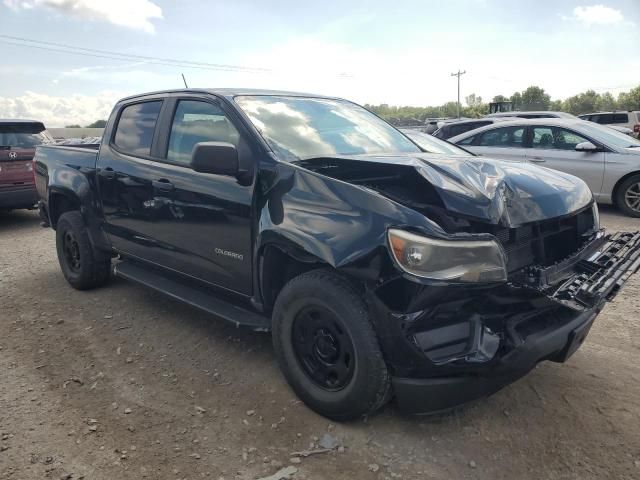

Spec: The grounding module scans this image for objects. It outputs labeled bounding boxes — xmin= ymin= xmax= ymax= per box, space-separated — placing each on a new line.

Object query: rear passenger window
xmin=113 ymin=101 xmax=162 ymax=156
xmin=612 ymin=113 xmax=629 ymax=124
xmin=593 ymin=114 xmax=612 ymax=124
xmin=167 ymin=100 xmax=240 ymax=165
xmin=478 ymin=127 xmax=525 ymax=147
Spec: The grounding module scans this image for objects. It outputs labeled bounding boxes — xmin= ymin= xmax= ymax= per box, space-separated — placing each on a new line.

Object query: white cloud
xmin=0 ymin=91 xmax=120 ymax=127
xmin=3 ymin=0 xmax=163 ymax=33
xmin=572 ymin=4 xmax=624 ymax=26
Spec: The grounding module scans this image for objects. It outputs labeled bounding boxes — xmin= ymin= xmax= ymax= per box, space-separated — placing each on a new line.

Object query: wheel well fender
xmin=258 ymin=243 xmax=327 ymax=311
xmin=48 ymin=189 xmax=81 ymax=228
xmin=612 ymin=171 xmax=640 ymax=206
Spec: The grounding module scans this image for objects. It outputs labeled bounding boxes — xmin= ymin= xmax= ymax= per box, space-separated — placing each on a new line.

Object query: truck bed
xmin=34 ymin=145 xmax=100 ymax=225
xmin=36 ymin=144 xmax=99 ymax=169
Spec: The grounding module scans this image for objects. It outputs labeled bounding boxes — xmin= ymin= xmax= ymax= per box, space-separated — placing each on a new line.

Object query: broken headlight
xmin=388 ymin=229 xmax=507 ymax=283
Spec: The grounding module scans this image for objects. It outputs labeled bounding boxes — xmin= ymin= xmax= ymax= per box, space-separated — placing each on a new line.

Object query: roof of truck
xmin=119 ymin=88 xmax=339 ymax=102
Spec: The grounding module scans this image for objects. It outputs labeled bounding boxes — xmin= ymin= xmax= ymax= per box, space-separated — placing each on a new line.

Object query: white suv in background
xmin=579 ymin=111 xmax=640 ymax=138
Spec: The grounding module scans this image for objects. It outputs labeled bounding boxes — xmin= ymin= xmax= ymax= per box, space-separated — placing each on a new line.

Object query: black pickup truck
xmin=35 ymin=89 xmax=640 ymax=420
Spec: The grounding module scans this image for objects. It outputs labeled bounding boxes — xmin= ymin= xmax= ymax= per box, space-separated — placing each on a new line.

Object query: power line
xmin=450 ymin=69 xmax=466 ymax=119
xmin=0 ymin=34 xmax=271 ymax=73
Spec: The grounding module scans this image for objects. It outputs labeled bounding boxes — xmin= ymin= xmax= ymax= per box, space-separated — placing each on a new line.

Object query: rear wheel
xmin=56 ymin=211 xmax=111 ymax=290
xmin=615 ymin=174 xmax=640 ymax=218
xmin=272 ymin=269 xmax=391 ymax=421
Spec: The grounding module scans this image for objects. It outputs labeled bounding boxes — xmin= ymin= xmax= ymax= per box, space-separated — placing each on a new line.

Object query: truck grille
xmin=493 ymin=207 xmax=596 ymax=273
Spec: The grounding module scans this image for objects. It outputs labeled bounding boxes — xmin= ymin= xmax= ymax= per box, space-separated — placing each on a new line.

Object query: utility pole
xmin=450 ymin=70 xmax=466 ymax=118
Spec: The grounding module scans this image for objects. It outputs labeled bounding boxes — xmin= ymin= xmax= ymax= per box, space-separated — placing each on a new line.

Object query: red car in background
xmin=0 ymin=120 xmax=54 ymax=211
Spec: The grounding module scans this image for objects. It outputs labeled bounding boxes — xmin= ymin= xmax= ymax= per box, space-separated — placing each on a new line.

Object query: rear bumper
xmin=0 ymin=185 xmax=37 ymax=209
xmin=392 ymin=305 xmax=598 ymax=413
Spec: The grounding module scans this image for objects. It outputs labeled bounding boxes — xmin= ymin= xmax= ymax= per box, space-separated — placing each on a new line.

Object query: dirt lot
xmin=1 ymin=206 xmax=639 ymax=480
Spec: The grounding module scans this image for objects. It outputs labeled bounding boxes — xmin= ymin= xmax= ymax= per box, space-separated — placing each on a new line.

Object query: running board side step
xmin=114 ymin=261 xmax=270 ymax=330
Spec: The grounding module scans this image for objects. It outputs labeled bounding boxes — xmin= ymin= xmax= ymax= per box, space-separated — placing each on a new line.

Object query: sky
xmin=0 ymin=0 xmax=638 ymax=126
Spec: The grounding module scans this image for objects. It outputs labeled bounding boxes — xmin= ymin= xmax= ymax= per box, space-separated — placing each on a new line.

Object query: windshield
xmin=578 ymin=121 xmax=640 ymax=149
xmin=0 ymin=123 xmax=54 ymax=148
xmin=234 ymin=96 xmax=420 ymax=161
xmin=400 ymin=129 xmax=472 ymax=156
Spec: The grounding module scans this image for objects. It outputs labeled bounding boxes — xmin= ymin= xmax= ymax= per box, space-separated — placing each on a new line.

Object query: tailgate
xmin=0 ymin=148 xmax=35 ymax=186
xmin=523 ymin=231 xmax=640 ymax=311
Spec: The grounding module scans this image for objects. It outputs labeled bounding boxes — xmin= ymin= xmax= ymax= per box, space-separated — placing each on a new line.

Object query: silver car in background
xmin=449 ymin=118 xmax=640 ymax=217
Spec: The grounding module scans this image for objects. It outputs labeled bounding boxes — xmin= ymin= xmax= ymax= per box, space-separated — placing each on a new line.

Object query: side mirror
xmin=190 ymin=142 xmax=239 ymax=176
xmin=575 ymin=141 xmax=598 ymax=152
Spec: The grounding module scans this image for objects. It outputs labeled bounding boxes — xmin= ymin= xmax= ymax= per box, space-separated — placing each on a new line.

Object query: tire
xmin=272 ymin=269 xmax=391 ymax=421
xmin=55 ymin=211 xmax=111 ymax=290
xmin=615 ymin=174 xmax=640 ymax=218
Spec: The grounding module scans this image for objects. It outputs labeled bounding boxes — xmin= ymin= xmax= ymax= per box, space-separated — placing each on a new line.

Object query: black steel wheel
xmin=62 ymin=230 xmax=82 ymax=273
xmin=291 ymin=306 xmax=356 ymax=391
xmin=56 ymin=211 xmax=111 ymax=290
xmin=272 ymin=269 xmax=391 ymax=421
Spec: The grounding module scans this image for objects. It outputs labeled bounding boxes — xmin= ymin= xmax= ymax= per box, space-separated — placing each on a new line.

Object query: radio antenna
xmin=181 ymin=73 xmax=189 ymax=88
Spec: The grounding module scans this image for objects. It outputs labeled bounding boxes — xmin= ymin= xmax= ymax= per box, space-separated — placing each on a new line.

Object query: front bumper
xmin=0 ymin=185 xmax=38 ymax=209
xmin=371 ymin=230 xmax=640 ymax=414
xmin=392 ymin=305 xmax=598 ymax=413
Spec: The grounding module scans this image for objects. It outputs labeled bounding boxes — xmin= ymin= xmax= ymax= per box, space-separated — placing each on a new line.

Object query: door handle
xmin=529 ymin=156 xmax=546 ymax=163
xmin=152 ymin=179 xmax=175 ymax=192
xmin=99 ymin=167 xmax=116 ymax=179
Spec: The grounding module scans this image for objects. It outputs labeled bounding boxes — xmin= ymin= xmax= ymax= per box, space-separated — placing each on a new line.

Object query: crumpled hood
xmin=298 ymin=153 xmax=593 ymax=227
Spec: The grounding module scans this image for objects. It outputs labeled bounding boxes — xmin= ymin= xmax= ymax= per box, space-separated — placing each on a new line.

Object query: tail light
xmin=634 ymin=124 xmax=640 ymax=133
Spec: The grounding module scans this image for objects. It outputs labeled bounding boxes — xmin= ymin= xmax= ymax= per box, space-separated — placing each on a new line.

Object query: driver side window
xmin=167 ymin=100 xmax=240 ymax=165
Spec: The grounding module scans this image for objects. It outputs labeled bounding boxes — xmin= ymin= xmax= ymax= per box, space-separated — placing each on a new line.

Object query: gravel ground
xmin=1 ymin=206 xmax=639 ymax=480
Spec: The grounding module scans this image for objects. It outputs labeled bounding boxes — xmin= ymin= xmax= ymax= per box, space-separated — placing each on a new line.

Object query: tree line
xmin=366 ymin=84 xmax=640 ymax=126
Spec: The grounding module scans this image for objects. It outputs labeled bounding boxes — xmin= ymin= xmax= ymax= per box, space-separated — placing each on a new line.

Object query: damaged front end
xmin=283 ymin=153 xmax=640 ymax=413
xmin=373 ymin=218 xmax=640 ymax=413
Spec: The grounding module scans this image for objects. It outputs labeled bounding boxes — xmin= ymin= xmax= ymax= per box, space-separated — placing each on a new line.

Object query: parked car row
xmin=4 ymin=110 xmax=640 ymax=222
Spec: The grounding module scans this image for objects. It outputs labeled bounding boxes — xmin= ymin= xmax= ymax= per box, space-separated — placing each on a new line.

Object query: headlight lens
xmin=388 ymin=229 xmax=507 ymax=282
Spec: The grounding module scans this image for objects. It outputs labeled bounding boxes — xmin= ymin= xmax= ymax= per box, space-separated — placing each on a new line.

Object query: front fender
xmin=255 ymin=163 xmax=442 ymax=271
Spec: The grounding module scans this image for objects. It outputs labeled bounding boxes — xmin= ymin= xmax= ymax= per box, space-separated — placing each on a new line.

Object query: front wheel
xmin=55 ymin=211 xmax=111 ymax=290
xmin=272 ymin=269 xmax=391 ymax=421
xmin=615 ymin=174 xmax=640 ymax=218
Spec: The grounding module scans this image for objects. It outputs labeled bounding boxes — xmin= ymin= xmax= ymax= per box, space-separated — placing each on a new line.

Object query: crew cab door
xmin=97 ymin=99 xmax=164 ymax=262
xmin=525 ymin=126 xmax=605 ymax=196
xmin=145 ymin=96 xmax=255 ymax=295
